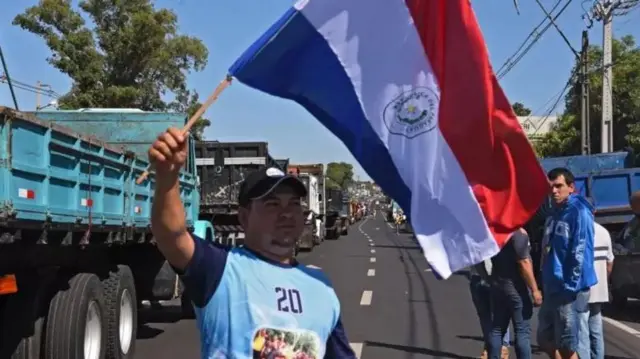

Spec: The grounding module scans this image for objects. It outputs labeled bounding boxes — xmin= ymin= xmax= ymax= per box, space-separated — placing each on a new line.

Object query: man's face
xmin=549 ymin=175 xmax=574 ymax=205
xmin=240 ymin=184 xmax=304 ymax=260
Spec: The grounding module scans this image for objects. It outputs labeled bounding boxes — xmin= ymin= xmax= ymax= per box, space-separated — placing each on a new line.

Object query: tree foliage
xmin=535 ymin=35 xmax=640 ymax=157
xmin=512 ymin=102 xmax=532 ymax=116
xmin=325 ymin=162 xmax=354 ymax=190
xmin=13 ymin=0 xmax=211 ymax=138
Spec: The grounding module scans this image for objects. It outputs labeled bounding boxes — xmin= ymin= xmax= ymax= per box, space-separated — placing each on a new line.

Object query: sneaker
xmin=501 ymin=346 xmax=509 ymax=359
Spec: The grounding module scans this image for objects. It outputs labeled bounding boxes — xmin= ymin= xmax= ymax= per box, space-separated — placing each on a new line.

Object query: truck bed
xmin=0 ymin=107 xmax=197 ymax=237
xmin=539 ymin=151 xmax=631 ymax=174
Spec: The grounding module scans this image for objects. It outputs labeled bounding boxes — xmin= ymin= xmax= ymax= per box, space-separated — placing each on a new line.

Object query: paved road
xmin=134 ymin=214 xmax=640 ymax=358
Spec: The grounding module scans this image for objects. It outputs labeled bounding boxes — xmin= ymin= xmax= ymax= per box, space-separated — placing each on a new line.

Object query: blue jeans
xmin=537 ymin=290 xmax=590 ymax=353
xmin=469 ymin=276 xmax=510 ymax=349
xmin=488 ymin=284 xmax=532 ymax=359
xmin=578 ymin=303 xmax=604 ymax=359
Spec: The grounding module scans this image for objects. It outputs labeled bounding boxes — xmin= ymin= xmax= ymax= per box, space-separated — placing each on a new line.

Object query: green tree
xmin=13 ymin=0 xmax=211 ymax=136
xmin=535 ymin=35 xmax=640 ymax=157
xmin=170 ymin=89 xmax=211 ymax=140
xmin=325 ymin=162 xmax=354 ymax=190
xmin=512 ymin=102 xmax=532 ymax=116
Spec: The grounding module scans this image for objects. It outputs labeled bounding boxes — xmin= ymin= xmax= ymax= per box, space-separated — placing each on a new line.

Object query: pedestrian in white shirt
xmin=578 ymin=220 xmax=614 ymax=359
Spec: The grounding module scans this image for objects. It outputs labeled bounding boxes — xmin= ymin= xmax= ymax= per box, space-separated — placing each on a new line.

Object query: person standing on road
xmin=487 ymin=228 xmax=542 ymax=359
xmin=577 ymin=205 xmax=614 ymax=359
xmin=468 ymin=262 xmax=511 ymax=359
xmin=537 ymin=168 xmax=597 ymax=359
xmin=148 ymin=128 xmax=356 ymax=359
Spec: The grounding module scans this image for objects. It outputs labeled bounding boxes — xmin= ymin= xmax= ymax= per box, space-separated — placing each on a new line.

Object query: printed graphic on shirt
xmin=252 ymin=327 xmax=321 ymax=359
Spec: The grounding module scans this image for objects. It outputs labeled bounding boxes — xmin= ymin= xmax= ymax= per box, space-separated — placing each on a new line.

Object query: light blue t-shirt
xmin=181 ymin=236 xmax=356 ymax=359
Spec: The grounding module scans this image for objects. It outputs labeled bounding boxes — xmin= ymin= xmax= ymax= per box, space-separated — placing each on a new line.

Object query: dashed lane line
xmin=350 ymin=343 xmax=363 ymax=359
xmin=370 ymin=257 xmax=376 ymax=263
xmin=360 ymin=290 xmax=373 ymax=306
xmin=370 ymin=249 xmax=375 ymax=253
xmin=367 ymin=269 xmax=375 ymax=277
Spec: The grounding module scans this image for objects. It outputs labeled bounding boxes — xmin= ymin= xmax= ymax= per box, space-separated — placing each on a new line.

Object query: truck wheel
xmin=0 ymin=273 xmax=49 ymax=359
xmin=45 ymin=273 xmax=107 ymax=359
xmin=103 ymin=265 xmax=137 ymax=359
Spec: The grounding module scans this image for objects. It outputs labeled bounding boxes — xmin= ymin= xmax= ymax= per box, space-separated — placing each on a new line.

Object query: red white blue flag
xmin=229 ymin=0 xmax=549 ymax=278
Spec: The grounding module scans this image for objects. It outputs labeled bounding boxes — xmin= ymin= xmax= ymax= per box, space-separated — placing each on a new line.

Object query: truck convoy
xmin=0 ymin=107 xmax=213 ymax=359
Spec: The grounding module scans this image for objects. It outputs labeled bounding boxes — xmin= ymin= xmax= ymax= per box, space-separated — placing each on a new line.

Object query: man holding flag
xmin=150 ymin=0 xmax=549 ymax=357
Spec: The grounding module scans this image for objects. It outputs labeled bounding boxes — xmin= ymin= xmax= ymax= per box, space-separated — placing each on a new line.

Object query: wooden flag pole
xmin=135 ymin=75 xmax=233 ymax=184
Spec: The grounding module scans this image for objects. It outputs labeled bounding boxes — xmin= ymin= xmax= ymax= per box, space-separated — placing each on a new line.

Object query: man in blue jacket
xmin=537 ymin=167 xmax=597 ymax=359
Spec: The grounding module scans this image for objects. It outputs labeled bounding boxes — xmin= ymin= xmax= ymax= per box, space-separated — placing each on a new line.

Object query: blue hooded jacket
xmin=541 ymin=194 xmax=597 ymax=296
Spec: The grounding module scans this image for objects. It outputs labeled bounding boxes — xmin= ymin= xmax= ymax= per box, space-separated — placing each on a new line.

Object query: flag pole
xmin=136 ymin=75 xmax=233 ymax=184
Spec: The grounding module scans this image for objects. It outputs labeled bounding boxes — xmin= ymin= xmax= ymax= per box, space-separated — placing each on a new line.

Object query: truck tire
xmin=103 ymin=265 xmax=137 ymax=359
xmin=45 ymin=273 xmax=107 ymax=359
xmin=0 ymin=273 xmax=49 ymax=359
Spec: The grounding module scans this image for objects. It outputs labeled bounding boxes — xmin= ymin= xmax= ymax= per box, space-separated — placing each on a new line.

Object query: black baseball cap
xmin=238 ymin=167 xmax=308 ymax=207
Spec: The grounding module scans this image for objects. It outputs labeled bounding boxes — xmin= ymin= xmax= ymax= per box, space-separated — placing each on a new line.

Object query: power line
xmin=531 ymin=69 xmax=578 ymax=136
xmin=0 ymin=74 xmax=61 ymax=98
xmin=496 ymin=0 xmax=573 ymax=80
xmin=0 ymin=44 xmax=19 ymax=109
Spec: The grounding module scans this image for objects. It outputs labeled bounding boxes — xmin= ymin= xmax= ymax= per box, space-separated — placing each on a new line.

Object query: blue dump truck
xmin=527 ymin=151 xmax=640 ymax=307
xmin=0 ymin=107 xmax=214 ymax=359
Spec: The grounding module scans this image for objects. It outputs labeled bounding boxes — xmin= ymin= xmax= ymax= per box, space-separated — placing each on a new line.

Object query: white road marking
xmin=370 ymin=249 xmax=376 ymax=253
xmin=367 ymin=269 xmax=375 ymax=276
xmin=350 ymin=343 xmax=363 ymax=359
xmin=360 ymin=290 xmax=373 ymax=305
xmin=370 ymin=257 xmax=376 ymax=263
xmin=603 ymin=317 xmax=640 ymax=338
xmin=425 ymin=268 xmax=432 ymax=272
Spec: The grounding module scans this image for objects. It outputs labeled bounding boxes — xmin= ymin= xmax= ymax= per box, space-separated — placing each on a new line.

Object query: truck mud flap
xmin=149 ymin=261 xmax=180 ymax=301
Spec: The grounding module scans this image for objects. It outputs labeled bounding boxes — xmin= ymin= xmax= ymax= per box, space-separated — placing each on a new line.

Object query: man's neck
xmin=243 ymin=242 xmax=293 ymax=265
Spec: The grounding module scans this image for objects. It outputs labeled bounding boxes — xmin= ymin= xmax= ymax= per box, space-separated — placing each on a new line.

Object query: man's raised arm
xmin=149 ymin=128 xmax=195 ymax=271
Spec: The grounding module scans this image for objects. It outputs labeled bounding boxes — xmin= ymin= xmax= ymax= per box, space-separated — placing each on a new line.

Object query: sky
xmin=1 ymin=0 xmax=639 ymax=181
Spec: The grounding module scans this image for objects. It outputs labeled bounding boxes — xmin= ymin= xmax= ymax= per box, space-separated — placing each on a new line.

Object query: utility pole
xmin=601 ymin=8 xmax=613 ymax=153
xmin=36 ymin=81 xmax=41 ymax=109
xmin=532 ymin=0 xmax=590 ymax=154
xmin=590 ymin=0 xmax=638 ymax=152
xmin=580 ymin=31 xmax=591 ymax=155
